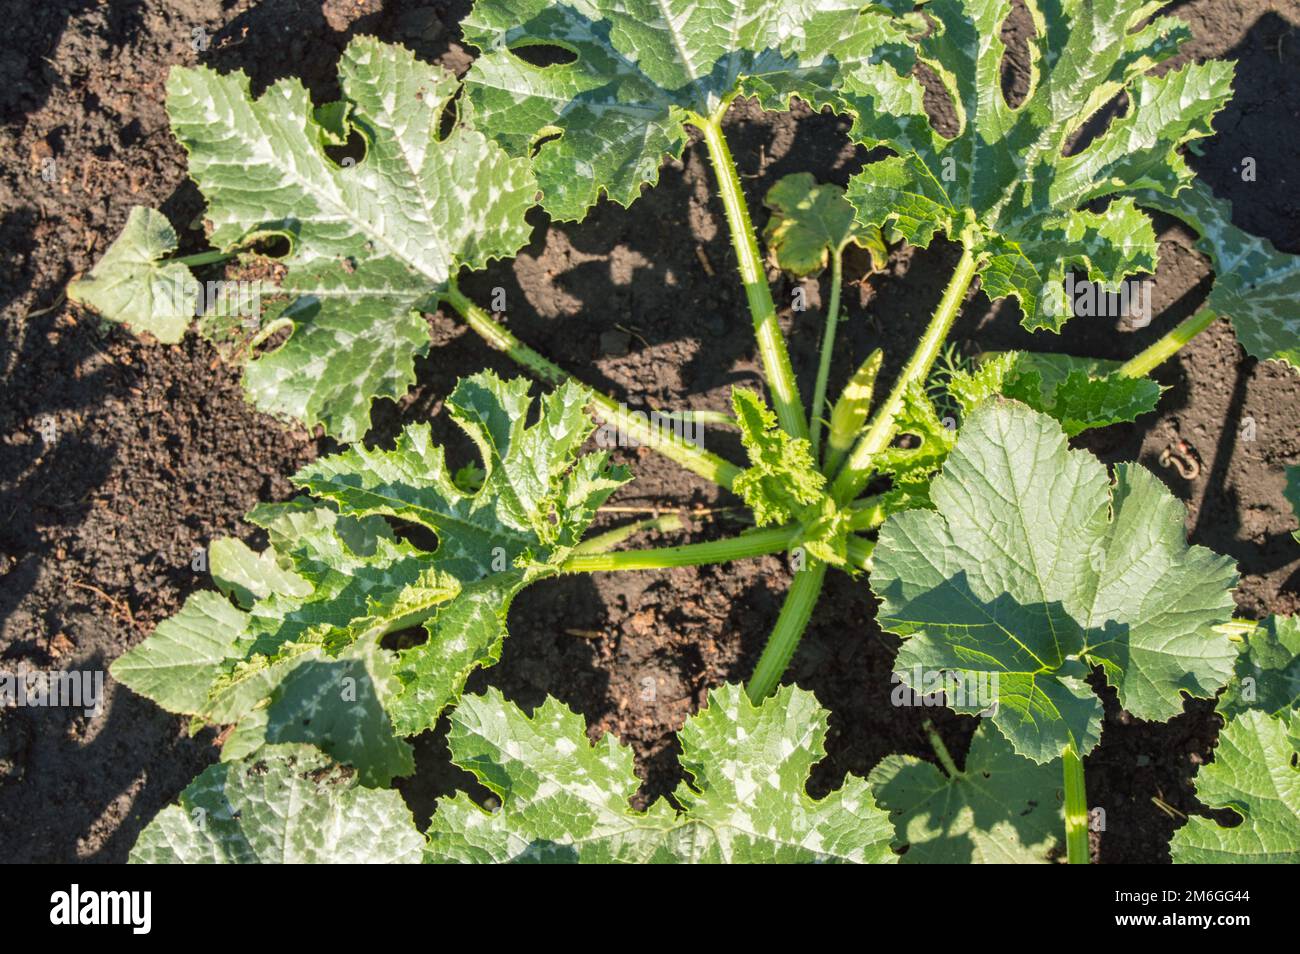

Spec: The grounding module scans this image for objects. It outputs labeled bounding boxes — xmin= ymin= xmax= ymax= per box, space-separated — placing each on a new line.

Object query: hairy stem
xmin=175 ymin=249 xmax=237 ymax=268
xmin=746 ymin=560 xmax=828 ymax=701
xmin=697 ymin=109 xmax=807 ymax=441
xmin=564 ymin=525 xmax=800 ymax=573
xmin=809 ymin=248 xmax=844 ymax=459
xmin=1063 ymin=742 xmax=1090 ymax=864
xmin=924 ymin=720 xmax=962 ymax=778
xmin=1118 ymin=307 xmax=1218 ymax=379
xmin=443 ymin=283 xmax=742 ymax=490
xmin=572 ymin=513 xmax=685 ymax=556
xmin=831 ymin=245 xmax=978 ymax=504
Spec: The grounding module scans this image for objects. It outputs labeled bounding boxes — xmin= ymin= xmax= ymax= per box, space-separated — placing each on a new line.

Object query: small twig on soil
xmin=24 ymin=292 xmax=67 ymax=321
xmin=614 ymin=322 xmax=651 ymax=350
xmin=694 ymin=246 xmax=716 ymax=276
xmin=1151 ymin=792 xmax=1187 ymax=821
xmin=68 ymin=580 xmax=138 ymax=630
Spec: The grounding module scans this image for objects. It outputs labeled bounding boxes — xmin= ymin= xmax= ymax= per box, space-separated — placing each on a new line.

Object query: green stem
xmin=831 ymin=245 xmax=978 ymax=504
xmin=564 ymin=525 xmax=799 ymax=573
xmin=1063 ymin=742 xmax=1090 ymax=864
xmin=923 ymin=720 xmax=962 ymax=778
xmin=746 ymin=560 xmax=828 ymax=701
xmin=653 ymin=409 xmax=736 ymax=427
xmin=848 ymin=493 xmax=889 ymax=531
xmin=697 ymin=109 xmax=808 ymax=441
xmin=175 ymin=249 xmax=236 ymax=268
xmin=1118 ymin=307 xmax=1218 ymax=379
xmin=572 ymin=513 xmax=685 ymax=556
xmin=443 ymin=283 xmax=742 ymax=490
xmin=809 ymin=248 xmax=844 ymax=459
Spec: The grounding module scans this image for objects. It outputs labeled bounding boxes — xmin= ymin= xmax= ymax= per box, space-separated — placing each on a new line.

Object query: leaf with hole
xmin=427 ymin=683 xmax=897 ymax=863
xmin=841 ymin=0 xmax=1232 ymax=330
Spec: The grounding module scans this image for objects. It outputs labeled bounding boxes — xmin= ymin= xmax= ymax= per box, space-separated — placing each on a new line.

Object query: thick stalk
xmin=1118 ymin=307 xmax=1218 ymax=379
xmin=809 ymin=248 xmax=844 ymax=459
xmin=1063 ymin=742 xmax=1090 ymax=864
xmin=176 ymin=249 xmax=236 ymax=268
xmin=746 ymin=560 xmax=828 ymax=701
xmin=923 ymin=720 xmax=962 ymax=778
xmin=564 ymin=525 xmax=799 ymax=573
xmin=831 ymin=245 xmax=978 ymax=504
xmin=697 ymin=110 xmax=808 ymax=441
xmin=443 ymin=283 xmax=742 ymax=490
xmin=572 ymin=513 xmax=685 ymax=555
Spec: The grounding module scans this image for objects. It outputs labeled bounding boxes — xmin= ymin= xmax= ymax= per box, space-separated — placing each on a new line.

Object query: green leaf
xmin=731 ymin=387 xmax=824 ymax=525
xmin=460 ymin=0 xmax=917 ymax=221
xmin=875 ymin=381 xmax=956 ymax=490
xmin=842 ymin=0 xmax=1233 ymax=330
xmin=763 ymin=173 xmax=886 ymax=277
xmin=869 ymin=721 xmax=1064 ymax=863
xmin=129 ymin=746 xmax=424 ymax=863
xmin=950 ymin=351 xmax=1162 ymax=436
xmin=1136 ymin=181 xmax=1300 ymax=371
xmin=427 ymin=683 xmax=897 ymax=863
xmin=870 ymin=400 xmax=1238 ymax=763
xmin=209 ymin=537 xmax=311 ymax=609
xmin=110 ymin=591 xmax=247 ymax=716
xmin=1218 ymin=615 xmax=1300 ymax=720
xmin=160 ymin=36 xmax=538 ymax=441
xmin=114 ymin=373 xmax=628 ymax=778
xmin=731 ymin=387 xmax=852 ymax=566
xmin=1171 ymin=709 xmax=1300 ymax=863
xmin=66 ymin=206 xmax=198 ymax=343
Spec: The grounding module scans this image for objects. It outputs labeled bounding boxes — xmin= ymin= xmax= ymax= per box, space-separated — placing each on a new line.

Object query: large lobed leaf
xmin=460 ymin=0 xmax=918 ymax=220
xmin=949 ymin=351 xmax=1162 ymax=436
xmin=869 ymin=721 xmax=1064 ymax=863
xmin=870 ymin=400 xmax=1238 ymax=763
xmin=130 ymin=745 xmax=424 ymax=863
xmin=1218 ymin=615 xmax=1300 ymax=721
xmin=74 ymin=38 xmax=539 ymax=442
xmin=842 ymin=0 xmax=1233 ymax=331
xmin=427 ymin=683 xmax=897 ymax=863
xmin=1136 ymin=181 xmax=1300 ymax=371
xmin=1170 ymin=709 xmax=1300 ymax=863
xmin=111 ymin=373 xmax=628 ymax=782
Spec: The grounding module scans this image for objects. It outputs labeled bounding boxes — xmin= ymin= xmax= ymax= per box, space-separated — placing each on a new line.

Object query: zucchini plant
xmin=71 ymin=0 xmax=1300 ymax=863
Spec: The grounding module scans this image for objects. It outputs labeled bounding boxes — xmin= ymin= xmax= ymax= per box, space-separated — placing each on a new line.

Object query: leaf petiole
xmin=746 ymin=561 xmax=829 ymax=701
xmin=563 ymin=525 xmax=800 ymax=573
xmin=809 ymin=246 xmax=845 ymax=459
xmin=1062 ymin=741 xmax=1090 ymax=864
xmin=831 ymin=244 xmax=978 ymax=504
xmin=1118 ymin=307 xmax=1219 ymax=379
xmin=174 ymin=248 xmax=238 ymax=268
xmin=695 ymin=107 xmax=808 ymax=442
xmin=443 ymin=281 xmax=743 ymax=490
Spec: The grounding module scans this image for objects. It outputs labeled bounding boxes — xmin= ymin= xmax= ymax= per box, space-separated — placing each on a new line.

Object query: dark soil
xmin=1 ymin=0 xmax=1297 ymax=863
